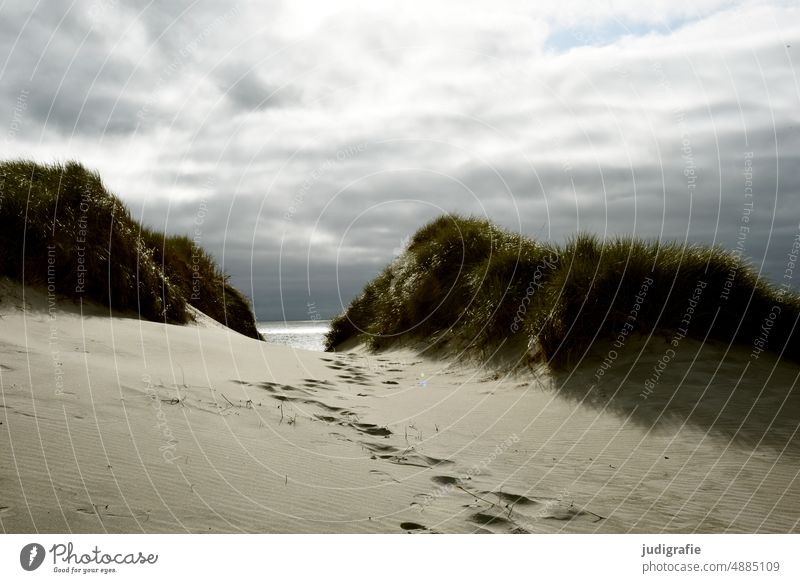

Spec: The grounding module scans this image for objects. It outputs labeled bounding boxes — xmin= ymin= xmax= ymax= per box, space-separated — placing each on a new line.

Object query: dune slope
xmin=326 ymin=215 xmax=800 ymax=368
xmin=1 ymin=281 xmax=798 ymax=533
xmin=0 ymin=160 xmax=259 ymax=339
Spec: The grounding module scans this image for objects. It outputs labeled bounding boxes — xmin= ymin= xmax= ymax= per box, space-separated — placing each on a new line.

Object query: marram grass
xmin=325 ymin=214 xmax=800 ymax=368
xmin=0 ymin=160 xmax=259 ymax=339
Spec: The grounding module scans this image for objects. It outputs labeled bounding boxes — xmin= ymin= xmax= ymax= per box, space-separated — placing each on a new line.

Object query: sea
xmin=256 ymin=320 xmax=331 ymax=352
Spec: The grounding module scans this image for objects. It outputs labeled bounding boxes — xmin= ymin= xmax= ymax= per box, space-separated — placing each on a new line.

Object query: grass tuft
xmin=325 ymin=214 xmax=800 ymax=367
xmin=0 ymin=160 xmax=259 ymax=338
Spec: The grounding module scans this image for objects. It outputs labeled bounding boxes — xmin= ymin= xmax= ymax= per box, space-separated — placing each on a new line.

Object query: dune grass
xmin=325 ymin=214 xmax=800 ymax=367
xmin=0 ymin=160 xmax=259 ymax=338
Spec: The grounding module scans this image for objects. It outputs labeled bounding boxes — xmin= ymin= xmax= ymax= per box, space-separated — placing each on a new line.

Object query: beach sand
xmin=1 ymin=280 xmax=798 ymax=533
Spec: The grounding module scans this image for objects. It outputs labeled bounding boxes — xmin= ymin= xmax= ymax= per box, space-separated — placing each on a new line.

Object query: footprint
xmin=293 ymin=398 xmax=351 ymax=415
xmin=271 ymin=391 xmax=356 ymax=417
xmin=11 ymin=410 xmax=39 ymax=419
xmin=76 ymin=505 xmax=149 ymax=520
xmin=260 ymin=383 xmax=315 ymax=399
xmin=369 ymin=469 xmax=400 ymax=483
xmin=348 ymin=375 xmax=370 ymax=382
xmin=361 ymin=441 xmax=398 ymax=454
xmin=431 ymin=475 xmax=461 ymax=486
xmin=353 ymin=422 xmax=392 ymax=437
xmin=539 ymin=500 xmax=604 ymax=523
xmin=303 ymin=378 xmax=333 ymax=386
xmin=76 ymin=505 xmax=108 ymax=515
xmin=382 ymin=451 xmax=452 ymax=468
xmin=469 ymin=511 xmax=512 ymax=527
xmin=486 ymin=490 xmax=540 ymax=507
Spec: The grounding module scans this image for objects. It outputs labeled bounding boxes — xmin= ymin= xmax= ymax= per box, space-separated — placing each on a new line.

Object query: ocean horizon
xmin=257 ymin=319 xmax=332 ymax=351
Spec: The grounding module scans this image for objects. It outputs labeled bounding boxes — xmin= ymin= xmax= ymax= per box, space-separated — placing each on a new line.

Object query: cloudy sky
xmin=3 ymin=0 xmax=799 ymax=320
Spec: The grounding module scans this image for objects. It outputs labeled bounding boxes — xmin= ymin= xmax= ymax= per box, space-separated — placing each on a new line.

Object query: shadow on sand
xmin=552 ymin=336 xmax=800 ymax=452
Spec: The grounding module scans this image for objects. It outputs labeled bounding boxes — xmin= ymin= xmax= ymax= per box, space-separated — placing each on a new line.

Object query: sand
xmin=1 ymin=280 xmax=798 ymax=533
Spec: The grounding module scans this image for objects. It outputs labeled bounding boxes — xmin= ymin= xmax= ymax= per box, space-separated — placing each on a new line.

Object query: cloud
xmin=2 ymin=0 xmax=799 ymax=319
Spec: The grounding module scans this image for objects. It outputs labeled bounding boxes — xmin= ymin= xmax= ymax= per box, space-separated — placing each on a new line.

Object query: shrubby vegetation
xmin=326 ymin=214 xmax=800 ymax=367
xmin=0 ymin=160 xmax=259 ymax=338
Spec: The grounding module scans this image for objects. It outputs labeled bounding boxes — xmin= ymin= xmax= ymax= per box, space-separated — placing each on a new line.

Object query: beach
xmin=1 ymin=279 xmax=798 ymax=534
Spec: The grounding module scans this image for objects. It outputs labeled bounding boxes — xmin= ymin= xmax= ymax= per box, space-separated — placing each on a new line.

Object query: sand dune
xmin=1 ymin=280 xmax=798 ymax=533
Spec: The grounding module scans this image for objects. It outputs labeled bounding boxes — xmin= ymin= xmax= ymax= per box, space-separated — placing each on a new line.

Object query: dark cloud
xmin=216 ymin=66 xmax=297 ymax=112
